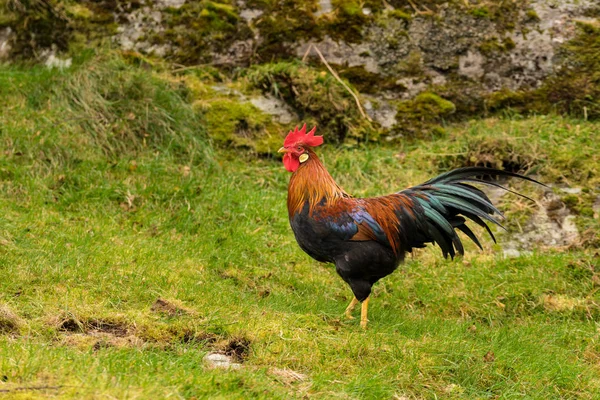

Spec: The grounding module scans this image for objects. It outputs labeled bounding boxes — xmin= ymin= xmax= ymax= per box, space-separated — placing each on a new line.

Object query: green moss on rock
xmin=394 ymin=92 xmax=455 ymax=138
xmin=478 ymin=36 xmax=516 ymax=55
xmin=469 ymin=6 xmax=490 ymax=19
xmin=324 ymin=0 xmax=385 ymax=43
xmin=483 ymin=21 xmax=600 ymax=120
xmin=542 ymin=21 xmax=600 ymax=119
xmin=525 ymin=9 xmax=540 ymax=22
xmin=338 ymin=65 xmax=404 ymax=95
xmin=4 ymin=0 xmax=72 ymax=58
xmin=387 ymin=9 xmax=412 ymax=21
xmin=161 ymin=0 xmax=252 ymax=64
xmin=246 ymin=0 xmax=321 ymax=60
xmin=200 ymin=98 xmax=282 ymax=154
xmin=244 ymin=61 xmax=379 ymax=143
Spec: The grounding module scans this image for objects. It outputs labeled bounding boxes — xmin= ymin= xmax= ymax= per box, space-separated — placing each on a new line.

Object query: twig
xmin=302 ymin=45 xmax=312 ymax=62
xmin=304 ymin=44 xmax=372 ymax=122
xmin=406 ymin=0 xmax=434 ymax=15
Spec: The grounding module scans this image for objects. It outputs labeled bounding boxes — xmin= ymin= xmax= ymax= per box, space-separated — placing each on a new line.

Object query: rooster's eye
xmin=296 ymin=146 xmax=302 ymax=151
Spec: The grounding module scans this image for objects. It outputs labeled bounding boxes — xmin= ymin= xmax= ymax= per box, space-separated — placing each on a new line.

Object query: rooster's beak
xmin=278 ymin=147 xmax=288 ymax=153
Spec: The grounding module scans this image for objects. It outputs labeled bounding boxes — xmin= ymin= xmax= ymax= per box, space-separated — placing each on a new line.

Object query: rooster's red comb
xmin=283 ymin=124 xmax=323 ymax=148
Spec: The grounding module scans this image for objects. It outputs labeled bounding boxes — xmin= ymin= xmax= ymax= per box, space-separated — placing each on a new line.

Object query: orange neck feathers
xmin=287 ymin=149 xmax=349 ymax=217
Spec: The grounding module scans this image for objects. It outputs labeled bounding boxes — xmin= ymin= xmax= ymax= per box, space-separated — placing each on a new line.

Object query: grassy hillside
xmin=1 ymin=53 xmax=599 ymax=399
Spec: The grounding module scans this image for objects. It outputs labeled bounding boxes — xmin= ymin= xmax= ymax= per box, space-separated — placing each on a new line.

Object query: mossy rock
xmin=160 ymin=0 xmax=252 ymax=64
xmin=324 ymin=0 xmax=384 ymax=43
xmin=541 ymin=21 xmax=600 ymax=119
xmin=482 ymin=21 xmax=600 ymax=120
xmin=199 ymin=97 xmax=283 ymax=154
xmin=478 ymin=36 xmax=515 ymax=55
xmin=3 ymin=0 xmax=71 ymax=58
xmin=244 ymin=61 xmax=379 ymax=143
xmin=393 ymin=92 xmax=455 ymax=138
xmin=337 ymin=65 xmax=404 ymax=95
xmin=246 ymin=0 xmax=321 ymax=61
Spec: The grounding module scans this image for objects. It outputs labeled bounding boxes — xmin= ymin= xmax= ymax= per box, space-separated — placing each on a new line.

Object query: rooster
xmin=278 ymin=125 xmax=542 ymax=328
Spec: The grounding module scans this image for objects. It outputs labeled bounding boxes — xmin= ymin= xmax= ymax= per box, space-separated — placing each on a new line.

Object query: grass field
xmin=1 ymin=53 xmax=600 ymax=399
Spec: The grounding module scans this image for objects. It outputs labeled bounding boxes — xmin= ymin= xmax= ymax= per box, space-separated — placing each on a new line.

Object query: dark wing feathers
xmin=312 ymin=167 xmax=541 ymax=260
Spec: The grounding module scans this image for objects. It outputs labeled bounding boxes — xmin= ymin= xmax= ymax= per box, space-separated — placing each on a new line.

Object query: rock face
xmin=1 ymin=0 xmax=598 ymax=136
xmin=106 ymin=0 xmax=598 ymax=93
xmin=0 ymin=27 xmax=12 ymax=60
xmin=3 ymin=1 xmax=597 ymax=87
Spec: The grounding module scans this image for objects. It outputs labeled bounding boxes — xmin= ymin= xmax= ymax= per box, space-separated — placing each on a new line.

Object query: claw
xmin=344 ymin=297 xmax=359 ymax=320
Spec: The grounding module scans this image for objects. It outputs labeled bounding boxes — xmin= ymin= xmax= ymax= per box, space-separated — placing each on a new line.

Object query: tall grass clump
xmin=1 ymin=52 xmax=210 ymax=169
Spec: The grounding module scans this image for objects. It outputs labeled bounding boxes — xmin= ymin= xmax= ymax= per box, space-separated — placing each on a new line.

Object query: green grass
xmin=1 ymin=54 xmax=600 ymax=399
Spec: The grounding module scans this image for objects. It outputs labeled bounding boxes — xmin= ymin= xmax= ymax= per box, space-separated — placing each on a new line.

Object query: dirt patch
xmin=215 ymin=336 xmax=252 ymax=363
xmin=0 ymin=304 xmax=21 ymax=334
xmin=151 ymin=298 xmax=192 ymax=317
xmin=57 ymin=317 xmax=130 ymax=337
xmin=268 ymin=367 xmax=308 ymax=385
xmin=53 ymin=315 xmax=139 ymax=349
xmin=180 ymin=330 xmax=217 ymax=345
xmin=59 ymin=331 xmax=145 ymax=350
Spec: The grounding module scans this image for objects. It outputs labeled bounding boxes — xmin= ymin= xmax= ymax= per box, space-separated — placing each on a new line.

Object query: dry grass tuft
xmin=151 ymin=298 xmax=193 ymax=317
xmin=0 ymin=303 xmax=22 ymax=334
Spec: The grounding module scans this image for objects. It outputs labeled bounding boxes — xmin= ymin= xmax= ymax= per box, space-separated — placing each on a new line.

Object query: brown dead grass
xmin=150 ymin=298 xmax=194 ymax=317
xmin=0 ymin=303 xmax=22 ymax=334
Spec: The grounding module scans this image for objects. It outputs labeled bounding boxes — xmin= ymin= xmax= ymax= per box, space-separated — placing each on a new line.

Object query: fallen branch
xmin=303 ymin=44 xmax=372 ymax=122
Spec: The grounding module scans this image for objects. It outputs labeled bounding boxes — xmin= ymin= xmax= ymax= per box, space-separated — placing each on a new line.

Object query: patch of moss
xmin=323 ymin=0 xmax=385 ymax=43
xmin=4 ymin=0 xmax=72 ymax=58
xmin=244 ymin=61 xmax=379 ymax=143
xmin=478 ymin=36 xmax=516 ymax=55
xmin=485 ymin=88 xmax=541 ymax=114
xmin=561 ymin=190 xmax=600 ymax=248
xmin=397 ymin=50 xmax=425 ymax=76
xmin=483 ymin=22 xmax=600 ymax=120
xmin=525 ymin=9 xmax=540 ymax=23
xmin=246 ymin=0 xmax=321 ymax=61
xmin=561 ymin=194 xmax=580 ymax=210
xmin=469 ymin=6 xmax=490 ymax=19
xmin=434 ymin=77 xmax=487 ymax=117
xmin=541 ymin=21 xmax=600 ymax=119
xmin=393 ymin=92 xmax=456 ymax=138
xmin=161 ymin=0 xmax=252 ymax=64
xmin=487 ymin=0 xmax=523 ymax=32
xmin=200 ymin=97 xmax=282 ymax=153
xmin=325 ymin=0 xmax=369 ymax=43
xmin=338 ymin=65 xmax=404 ymax=95
xmin=388 ymin=9 xmax=412 ymax=22
xmin=3 ymin=0 xmax=133 ymax=59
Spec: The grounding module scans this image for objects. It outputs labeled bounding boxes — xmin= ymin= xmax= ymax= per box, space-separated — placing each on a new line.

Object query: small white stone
xmin=203 ymin=353 xmax=242 ymax=369
xmin=559 ymin=187 xmax=581 ymax=194
xmin=503 ymin=248 xmax=521 ymax=258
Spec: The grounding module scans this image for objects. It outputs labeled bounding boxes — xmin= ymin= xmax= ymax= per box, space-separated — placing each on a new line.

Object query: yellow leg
xmin=360 ymin=297 xmax=370 ymax=329
xmin=344 ymin=297 xmax=359 ymax=320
